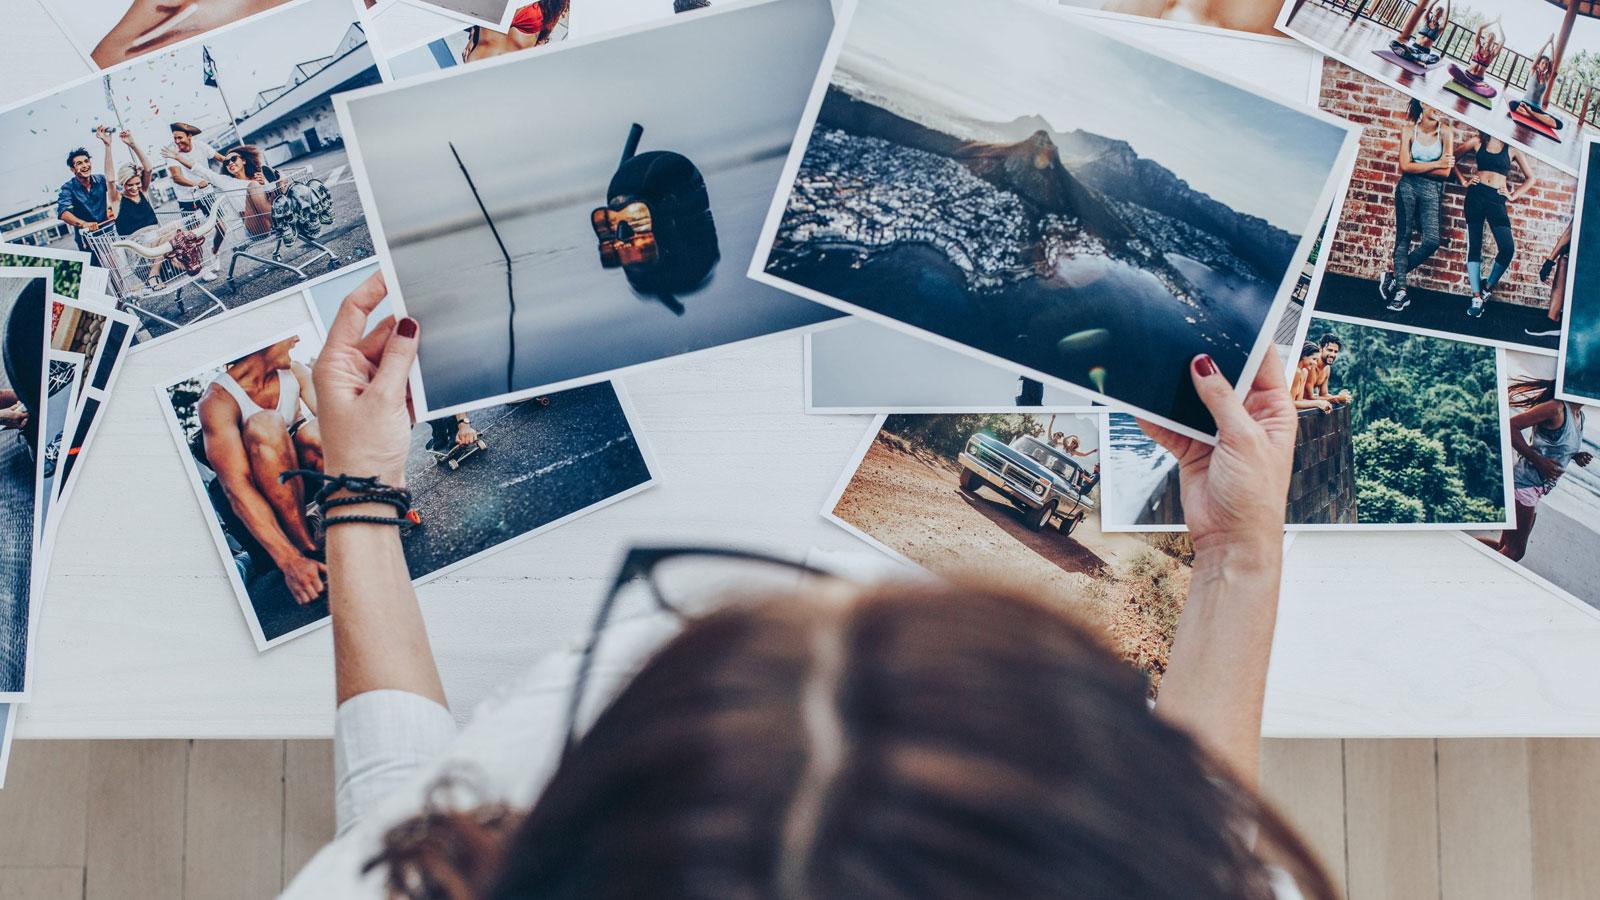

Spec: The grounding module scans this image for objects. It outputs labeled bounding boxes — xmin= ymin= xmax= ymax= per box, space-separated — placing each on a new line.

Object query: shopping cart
xmin=86 ymin=165 xmax=342 ymax=332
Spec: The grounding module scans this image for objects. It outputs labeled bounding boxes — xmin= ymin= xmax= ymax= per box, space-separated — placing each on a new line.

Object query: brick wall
xmin=1134 ymin=407 xmax=1356 ymax=526
xmin=1318 ymin=60 xmax=1576 ymax=309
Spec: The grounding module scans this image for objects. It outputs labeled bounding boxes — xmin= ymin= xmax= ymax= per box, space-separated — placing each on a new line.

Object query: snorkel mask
xmin=591 ymin=123 xmax=719 ymax=300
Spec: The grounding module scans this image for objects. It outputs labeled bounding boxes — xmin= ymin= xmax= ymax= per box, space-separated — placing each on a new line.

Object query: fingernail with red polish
xmin=397 ymin=317 xmax=418 ymax=338
xmin=1193 ymin=354 xmax=1216 ymax=377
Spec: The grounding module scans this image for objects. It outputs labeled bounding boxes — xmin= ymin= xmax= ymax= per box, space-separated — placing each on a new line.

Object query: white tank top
xmin=213 ymin=368 xmax=300 ymax=426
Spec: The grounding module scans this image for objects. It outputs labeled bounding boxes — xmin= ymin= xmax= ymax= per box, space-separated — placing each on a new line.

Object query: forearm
xmin=222 ymin=482 xmax=306 ymax=564
xmin=327 ymin=501 xmax=444 ymax=707
xmin=59 ymin=211 xmax=93 ymax=229
xmin=1156 ymin=536 xmax=1284 ymax=788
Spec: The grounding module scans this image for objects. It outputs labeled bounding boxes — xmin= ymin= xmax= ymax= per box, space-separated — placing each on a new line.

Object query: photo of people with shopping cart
xmin=0 ymin=0 xmax=378 ymax=350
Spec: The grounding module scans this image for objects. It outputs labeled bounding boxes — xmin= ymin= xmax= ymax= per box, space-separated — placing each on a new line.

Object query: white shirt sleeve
xmin=333 ymin=689 xmax=459 ymax=836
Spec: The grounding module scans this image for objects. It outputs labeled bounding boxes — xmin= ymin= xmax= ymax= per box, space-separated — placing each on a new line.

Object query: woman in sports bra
xmin=461 ymin=1 xmax=568 ymax=64
xmin=1509 ymin=44 xmax=1563 ymax=131
xmin=1452 ymin=130 xmax=1536 ymax=318
xmin=1392 ymin=0 xmax=1448 ymax=64
xmin=1481 ymin=376 xmax=1593 ymax=561
xmin=1447 ymin=18 xmax=1503 ymax=91
xmin=1381 ymin=99 xmax=1454 ymax=313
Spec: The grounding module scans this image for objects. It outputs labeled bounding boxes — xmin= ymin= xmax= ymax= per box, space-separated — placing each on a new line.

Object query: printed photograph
xmin=1277 ymin=0 xmax=1600 ymax=175
xmin=408 ymin=0 xmax=519 ymax=29
xmin=1106 ymin=319 xmax=1513 ymax=528
xmin=384 ymin=1 xmax=570 ymax=77
xmin=0 ymin=248 xmax=95 ymax=303
xmin=160 ymin=328 xmax=656 ymax=650
xmin=340 ymin=0 xmax=842 ymax=417
xmin=37 ymin=353 xmax=83 ymax=545
xmin=756 ymin=0 xmax=1358 ymax=440
xmin=44 ymin=0 xmax=297 ymax=70
xmin=1059 ymin=0 xmax=1286 ymax=38
xmin=0 ymin=274 xmax=50 ymax=698
xmin=0 ymin=703 xmax=14 ymax=789
xmin=1559 ymin=137 xmax=1600 ymax=403
xmin=808 ymin=320 xmax=1098 ymax=413
xmin=1471 ymin=351 xmax=1599 ymax=611
xmin=0 ymin=0 xmax=378 ymax=347
xmin=826 ymin=412 xmax=1199 ymax=690
xmin=48 ymin=295 xmax=137 ymax=507
xmin=1310 ymin=62 xmax=1576 ymax=352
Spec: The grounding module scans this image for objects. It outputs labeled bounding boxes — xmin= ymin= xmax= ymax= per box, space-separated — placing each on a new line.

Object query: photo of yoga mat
xmin=1465 ymin=350 xmax=1600 ymax=615
xmin=1058 ymin=0 xmax=1288 ymax=39
xmin=0 ymin=245 xmax=109 ymax=304
xmin=1276 ymin=0 xmax=1600 ymax=176
xmin=823 ymin=411 xmax=1203 ymax=691
xmin=0 ymin=0 xmax=379 ymax=351
xmin=38 ymin=0 xmax=297 ymax=72
xmin=1558 ymin=137 xmax=1600 ymax=404
xmin=752 ymin=0 xmax=1359 ymax=442
xmin=339 ymin=0 xmax=844 ymax=418
xmin=0 ymin=272 xmax=53 ymax=700
xmin=158 ymin=326 xmax=658 ymax=650
xmin=1309 ymin=62 xmax=1577 ymax=354
xmin=807 ymin=320 xmax=1099 ymax=414
xmin=48 ymin=293 xmax=138 ymax=515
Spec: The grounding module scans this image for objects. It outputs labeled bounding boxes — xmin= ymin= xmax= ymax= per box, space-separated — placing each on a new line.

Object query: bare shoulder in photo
xmin=1 ymin=0 xmax=379 ymax=351
xmin=1059 ymin=0 xmax=1288 ymax=39
xmin=1308 ymin=61 xmax=1576 ymax=354
xmin=44 ymin=0 xmax=297 ymax=71
xmin=754 ymin=0 xmax=1359 ymax=441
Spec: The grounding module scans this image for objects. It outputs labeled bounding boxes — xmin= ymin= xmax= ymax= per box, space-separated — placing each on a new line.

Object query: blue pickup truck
xmin=958 ymin=432 xmax=1098 ymax=535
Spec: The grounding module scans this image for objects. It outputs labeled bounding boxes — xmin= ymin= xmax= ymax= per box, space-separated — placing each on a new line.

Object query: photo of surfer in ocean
xmin=756 ymin=0 xmax=1357 ymax=437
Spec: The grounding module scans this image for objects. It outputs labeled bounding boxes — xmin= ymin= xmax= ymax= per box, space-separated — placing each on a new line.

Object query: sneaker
xmin=1379 ymin=272 xmax=1395 ymax=300
xmin=1467 ymin=295 xmax=1486 ymax=318
xmin=202 ymin=266 xmax=220 ymax=282
xmin=1386 ymin=288 xmax=1411 ymax=312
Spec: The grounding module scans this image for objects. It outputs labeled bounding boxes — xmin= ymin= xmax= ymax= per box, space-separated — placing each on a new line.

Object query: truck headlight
xmin=1032 ymin=483 xmax=1046 ymax=496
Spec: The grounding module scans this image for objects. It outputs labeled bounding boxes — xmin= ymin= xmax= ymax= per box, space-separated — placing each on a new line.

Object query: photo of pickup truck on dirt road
xmin=824 ymin=412 xmax=1199 ymax=689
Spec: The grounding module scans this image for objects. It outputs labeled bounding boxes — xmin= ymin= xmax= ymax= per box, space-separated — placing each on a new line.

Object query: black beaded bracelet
xmin=279 ymin=470 xmax=421 ymax=531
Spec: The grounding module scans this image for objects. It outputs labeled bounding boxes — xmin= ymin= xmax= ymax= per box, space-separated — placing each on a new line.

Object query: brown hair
xmin=225 ymin=145 xmax=267 ymax=179
xmin=1509 ymin=377 xmax=1558 ymax=409
xmin=369 ymin=583 xmax=1337 ymax=900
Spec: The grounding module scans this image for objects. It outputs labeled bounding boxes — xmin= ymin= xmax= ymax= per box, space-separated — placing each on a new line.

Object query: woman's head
xmin=1407 ymin=98 xmax=1440 ymax=129
xmin=224 ymin=145 xmax=265 ymax=178
xmin=117 ymin=164 xmax=143 ymax=198
xmin=371 ymin=584 xmax=1335 ymax=900
xmin=1535 ymin=54 xmax=1554 ymax=79
xmin=1509 ymin=377 xmax=1558 ymax=409
xmin=1300 ymin=341 xmax=1321 ymax=364
xmin=1427 ymin=6 xmax=1444 ymax=25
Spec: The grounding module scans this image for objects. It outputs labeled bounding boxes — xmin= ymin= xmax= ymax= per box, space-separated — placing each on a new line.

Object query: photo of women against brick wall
xmin=1311 ymin=62 xmax=1577 ymax=353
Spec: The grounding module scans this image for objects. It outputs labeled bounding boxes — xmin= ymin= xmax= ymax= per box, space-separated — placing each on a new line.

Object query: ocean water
xmin=395 ymin=155 xmax=840 ymax=412
xmin=1104 ymin=412 xmax=1176 ymax=527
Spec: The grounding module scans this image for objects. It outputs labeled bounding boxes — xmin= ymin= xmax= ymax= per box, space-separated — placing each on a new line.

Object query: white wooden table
xmin=5 ymin=0 xmax=1599 ymax=739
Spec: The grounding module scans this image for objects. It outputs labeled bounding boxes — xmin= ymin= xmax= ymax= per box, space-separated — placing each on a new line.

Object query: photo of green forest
xmin=1315 ymin=317 xmax=1511 ymax=525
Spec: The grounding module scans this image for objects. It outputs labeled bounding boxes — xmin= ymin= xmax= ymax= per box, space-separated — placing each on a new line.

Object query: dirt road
xmin=833 ymin=437 xmax=1188 ymax=685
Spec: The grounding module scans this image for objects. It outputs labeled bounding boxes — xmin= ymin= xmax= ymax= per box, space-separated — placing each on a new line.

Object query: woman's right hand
xmin=1139 ymin=348 xmax=1297 ymax=561
xmin=1531 ymin=453 xmax=1565 ymax=483
xmin=312 ymin=272 xmax=419 ymax=488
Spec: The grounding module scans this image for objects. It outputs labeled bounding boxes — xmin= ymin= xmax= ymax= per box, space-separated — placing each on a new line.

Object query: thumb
xmin=372 ymin=316 xmax=419 ymax=401
xmin=1190 ymin=354 xmax=1253 ymax=437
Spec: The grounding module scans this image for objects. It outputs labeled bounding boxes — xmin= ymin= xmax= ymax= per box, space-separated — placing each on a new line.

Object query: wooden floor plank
xmin=281 ymin=741 xmax=334 ymax=886
xmin=1260 ymin=739 xmax=1347 ymax=897
xmin=1437 ymin=739 xmax=1532 ymax=900
xmin=1529 ymin=739 xmax=1600 ymax=900
xmin=84 ymin=741 xmax=187 ymax=900
xmin=1343 ymin=739 xmax=1440 ymax=900
xmin=183 ymin=742 xmax=284 ymax=900
xmin=0 ymin=743 xmax=89 ymax=867
xmin=0 ymin=867 xmax=83 ymax=900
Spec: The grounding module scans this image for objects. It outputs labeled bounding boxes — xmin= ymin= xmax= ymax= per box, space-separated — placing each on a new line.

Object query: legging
xmin=1393 ymin=174 xmax=1443 ymax=290
xmin=1464 ymin=182 xmax=1514 ymax=294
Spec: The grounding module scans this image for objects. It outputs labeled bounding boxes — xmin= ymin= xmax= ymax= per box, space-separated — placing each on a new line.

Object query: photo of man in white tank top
xmin=196 ymin=336 xmax=325 ymax=606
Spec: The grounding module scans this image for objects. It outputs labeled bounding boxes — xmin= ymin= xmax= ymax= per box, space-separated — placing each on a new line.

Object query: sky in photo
xmin=837 ymin=0 xmax=1350 ymax=231
xmin=0 ymin=0 xmax=359 ymax=214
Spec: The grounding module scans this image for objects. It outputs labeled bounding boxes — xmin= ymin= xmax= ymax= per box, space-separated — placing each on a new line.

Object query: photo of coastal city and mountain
xmin=760 ymin=0 xmax=1356 ymax=436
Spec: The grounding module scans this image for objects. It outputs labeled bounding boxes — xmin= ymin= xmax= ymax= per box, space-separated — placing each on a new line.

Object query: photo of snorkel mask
xmin=591 ymin=123 xmax=720 ymax=307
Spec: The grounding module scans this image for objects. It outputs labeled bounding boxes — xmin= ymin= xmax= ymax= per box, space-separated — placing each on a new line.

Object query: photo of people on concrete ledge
xmin=1105 ymin=316 xmax=1516 ymax=528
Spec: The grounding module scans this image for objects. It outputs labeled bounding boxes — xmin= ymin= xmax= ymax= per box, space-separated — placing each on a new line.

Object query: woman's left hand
xmin=1575 ymin=451 xmax=1594 ymax=468
xmin=312 ymin=272 xmax=419 ymax=487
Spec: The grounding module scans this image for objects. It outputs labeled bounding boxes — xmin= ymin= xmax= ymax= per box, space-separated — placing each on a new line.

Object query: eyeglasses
xmin=561 ymin=546 xmax=839 ymax=758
